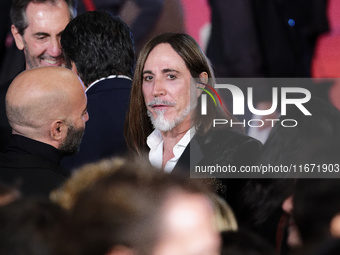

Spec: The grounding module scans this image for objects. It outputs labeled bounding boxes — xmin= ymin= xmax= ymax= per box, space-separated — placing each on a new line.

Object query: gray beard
xmin=147 ymin=83 xmax=198 ymax=132
xmin=147 ymin=104 xmax=191 ymax=132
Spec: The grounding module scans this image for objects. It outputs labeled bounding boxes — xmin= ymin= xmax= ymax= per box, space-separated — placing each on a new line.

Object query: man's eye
xmin=168 ymin=74 xmax=176 ymax=79
xmin=144 ymin=76 xmax=153 ymax=81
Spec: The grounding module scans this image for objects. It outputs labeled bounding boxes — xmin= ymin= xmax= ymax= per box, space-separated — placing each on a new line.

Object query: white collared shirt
xmin=85 ymin=75 xmax=132 ymax=93
xmin=147 ymin=127 xmax=195 ymax=173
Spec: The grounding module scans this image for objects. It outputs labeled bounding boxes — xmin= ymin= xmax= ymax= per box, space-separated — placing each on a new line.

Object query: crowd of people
xmin=0 ymin=0 xmax=339 ymax=255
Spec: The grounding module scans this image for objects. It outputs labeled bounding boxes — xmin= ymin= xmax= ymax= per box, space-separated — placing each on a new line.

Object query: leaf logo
xmin=197 ymin=82 xmax=229 ymax=114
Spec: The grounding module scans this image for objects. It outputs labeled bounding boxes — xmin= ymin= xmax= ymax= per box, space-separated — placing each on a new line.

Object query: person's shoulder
xmin=201 ymin=128 xmax=263 ymax=148
xmin=87 ymin=76 xmax=132 ymax=93
xmin=0 ymin=144 xmax=66 ymax=176
xmin=192 ymin=128 xmax=262 ymax=169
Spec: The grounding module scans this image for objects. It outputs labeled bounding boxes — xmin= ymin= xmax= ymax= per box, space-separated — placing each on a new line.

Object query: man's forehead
xmin=144 ymin=44 xmax=188 ymax=70
xmin=143 ymin=59 xmax=190 ymax=77
xmin=25 ymin=1 xmax=70 ymax=30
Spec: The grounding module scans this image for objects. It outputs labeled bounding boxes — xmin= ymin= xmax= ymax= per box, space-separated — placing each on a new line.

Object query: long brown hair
xmin=124 ymin=33 xmax=236 ymax=155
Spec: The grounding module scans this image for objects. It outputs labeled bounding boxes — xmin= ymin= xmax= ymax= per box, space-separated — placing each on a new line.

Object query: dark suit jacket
xmin=206 ymin=0 xmax=264 ymax=78
xmin=61 ymin=76 xmax=132 ymax=171
xmin=206 ymin=0 xmax=329 ymax=106
xmin=207 ymin=0 xmax=328 ymax=79
xmin=0 ymin=135 xmax=66 ymax=197
xmin=172 ymin=128 xmax=263 ymax=222
xmin=173 ymin=129 xmax=262 ymax=173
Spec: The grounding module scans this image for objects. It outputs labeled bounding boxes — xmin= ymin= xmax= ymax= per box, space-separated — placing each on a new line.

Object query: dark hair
xmin=294 ymin=178 xmax=340 ymax=244
xmin=221 ymin=230 xmax=275 ymax=255
xmin=61 ymin=11 xmax=135 ymax=86
xmin=259 ymin=97 xmax=340 ymax=166
xmin=124 ymin=33 xmax=237 ymax=154
xmin=239 ymin=98 xmax=340 ymax=236
xmin=10 ymin=0 xmax=76 ymax=35
xmin=293 ymin=138 xmax=340 ymax=244
xmin=292 ymin=239 xmax=340 ymax=255
xmin=0 ymin=198 xmax=67 ymax=255
xmin=56 ymin=157 xmax=210 ymax=255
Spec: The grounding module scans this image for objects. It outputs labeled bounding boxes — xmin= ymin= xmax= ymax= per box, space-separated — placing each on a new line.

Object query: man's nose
xmin=47 ymin=37 xmax=62 ymax=57
xmin=152 ymin=78 xmax=167 ymax=97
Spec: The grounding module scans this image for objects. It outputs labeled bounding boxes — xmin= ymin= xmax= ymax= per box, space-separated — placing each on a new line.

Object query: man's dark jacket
xmin=61 ymin=77 xmax=132 ymax=171
xmin=0 ymin=135 xmax=67 ymax=197
xmin=172 ymin=128 xmax=263 ymax=222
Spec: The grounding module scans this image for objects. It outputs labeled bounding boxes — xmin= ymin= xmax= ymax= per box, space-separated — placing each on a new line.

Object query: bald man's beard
xmin=59 ymin=122 xmax=85 ymax=156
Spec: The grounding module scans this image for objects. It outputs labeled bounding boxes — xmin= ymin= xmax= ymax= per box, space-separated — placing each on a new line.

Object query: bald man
xmin=0 ymin=0 xmax=77 ymax=151
xmin=0 ymin=66 xmax=88 ymax=197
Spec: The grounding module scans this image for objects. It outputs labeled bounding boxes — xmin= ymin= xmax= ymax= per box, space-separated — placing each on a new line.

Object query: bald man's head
xmin=6 ymin=66 xmax=88 ymax=152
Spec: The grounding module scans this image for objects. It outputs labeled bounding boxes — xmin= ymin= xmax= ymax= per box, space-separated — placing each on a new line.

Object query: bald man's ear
xmin=71 ymin=62 xmax=78 ymax=74
xmin=50 ymin=120 xmax=67 ymax=142
xmin=11 ymin=25 xmax=24 ymax=51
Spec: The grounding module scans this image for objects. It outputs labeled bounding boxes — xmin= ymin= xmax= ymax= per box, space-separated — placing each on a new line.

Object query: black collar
xmin=5 ymin=134 xmax=64 ymax=165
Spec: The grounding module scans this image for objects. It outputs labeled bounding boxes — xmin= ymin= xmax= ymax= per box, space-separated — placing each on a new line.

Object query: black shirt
xmin=0 ymin=135 xmax=66 ymax=197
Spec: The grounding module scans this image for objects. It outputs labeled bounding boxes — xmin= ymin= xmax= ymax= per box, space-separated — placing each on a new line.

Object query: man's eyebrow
xmin=142 ymin=70 xmax=153 ymax=75
xmin=162 ymin=68 xmax=179 ymax=73
xmin=142 ymin=69 xmax=180 ymax=75
xmin=33 ymin=32 xmax=50 ymax=37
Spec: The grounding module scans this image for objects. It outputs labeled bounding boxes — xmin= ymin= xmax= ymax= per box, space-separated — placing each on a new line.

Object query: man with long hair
xmin=125 ymin=33 xmax=262 ymax=210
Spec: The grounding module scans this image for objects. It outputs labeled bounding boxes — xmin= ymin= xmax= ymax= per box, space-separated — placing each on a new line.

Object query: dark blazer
xmin=207 ymin=0 xmax=328 ymax=79
xmin=206 ymin=0 xmax=329 ymax=105
xmin=172 ymin=128 xmax=263 ymax=222
xmin=61 ymin=77 xmax=132 ymax=171
xmin=173 ymin=129 xmax=262 ymax=172
xmin=0 ymin=135 xmax=66 ymax=197
xmin=206 ymin=0 xmax=264 ymax=78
